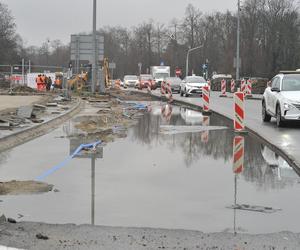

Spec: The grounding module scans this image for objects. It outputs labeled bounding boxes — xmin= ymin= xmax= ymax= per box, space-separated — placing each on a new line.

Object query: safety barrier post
xmin=234 ymin=91 xmax=247 ymax=133
xmin=231 ymin=79 xmax=235 ymax=93
xmin=219 ymin=79 xmax=227 ymax=97
xmin=202 ymin=85 xmax=211 ymax=115
xmin=241 ymin=79 xmax=246 ymax=94
xmin=201 ymin=116 xmax=210 ymax=144
xmin=232 ymin=136 xmax=244 ymax=174
xmin=161 ymin=81 xmax=166 ymax=96
xmin=165 ymin=82 xmax=173 ymax=103
xmin=245 ymin=79 xmax=253 ymax=98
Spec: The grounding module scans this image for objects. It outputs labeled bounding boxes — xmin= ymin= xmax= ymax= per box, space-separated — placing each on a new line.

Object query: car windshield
xmin=167 ymin=78 xmax=181 ymax=84
xmin=154 ymin=73 xmax=169 ymax=79
xmin=141 ymin=75 xmax=153 ymax=80
xmin=186 ymin=76 xmax=206 ymax=83
xmin=124 ymin=76 xmax=137 ymax=80
xmin=282 ymin=74 xmax=300 ymax=91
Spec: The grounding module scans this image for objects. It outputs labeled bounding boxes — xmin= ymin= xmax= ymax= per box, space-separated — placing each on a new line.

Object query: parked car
xmin=180 ymin=76 xmax=207 ymax=97
xmin=165 ymin=77 xmax=182 ymax=93
xmin=123 ymin=75 xmax=138 ymax=88
xmin=137 ymin=74 xmax=156 ymax=90
xmin=262 ymin=70 xmax=300 ymax=127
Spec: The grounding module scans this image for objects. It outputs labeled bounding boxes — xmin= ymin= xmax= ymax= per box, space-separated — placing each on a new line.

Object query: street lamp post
xmin=236 ymin=0 xmax=241 ymax=81
xmin=186 ymin=45 xmax=204 ymax=77
xmin=92 ymin=0 xmax=97 ymax=94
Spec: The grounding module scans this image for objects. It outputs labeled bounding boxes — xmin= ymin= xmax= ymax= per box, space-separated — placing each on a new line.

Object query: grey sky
xmin=2 ymin=0 xmax=236 ymax=46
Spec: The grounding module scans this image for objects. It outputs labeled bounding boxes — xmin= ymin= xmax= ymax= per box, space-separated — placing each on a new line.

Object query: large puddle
xmin=0 ymin=102 xmax=299 ymax=234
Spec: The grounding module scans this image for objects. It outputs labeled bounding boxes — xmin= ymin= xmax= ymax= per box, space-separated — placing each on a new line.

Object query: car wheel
xmin=180 ymin=88 xmax=183 ymax=97
xmin=262 ymin=101 xmax=271 ymax=122
xmin=276 ymin=105 xmax=284 ymax=127
xmin=184 ymin=88 xmax=188 ymax=97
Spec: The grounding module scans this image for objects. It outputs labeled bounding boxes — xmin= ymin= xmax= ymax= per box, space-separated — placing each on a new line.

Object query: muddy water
xmin=0 ymin=102 xmax=299 ymax=234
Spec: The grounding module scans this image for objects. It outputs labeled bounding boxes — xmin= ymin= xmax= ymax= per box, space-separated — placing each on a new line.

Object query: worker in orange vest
xmin=36 ymin=74 xmax=43 ymax=91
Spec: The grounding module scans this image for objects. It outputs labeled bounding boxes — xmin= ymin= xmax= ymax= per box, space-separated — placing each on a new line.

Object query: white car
xmin=180 ymin=76 xmax=207 ymax=97
xmin=262 ymin=71 xmax=300 ymax=127
xmin=123 ymin=75 xmax=139 ymax=88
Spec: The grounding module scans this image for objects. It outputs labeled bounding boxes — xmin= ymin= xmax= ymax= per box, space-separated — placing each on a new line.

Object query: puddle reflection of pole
xmin=232 ymin=135 xmax=245 ymax=235
xmin=91 ymin=152 xmax=96 ymax=225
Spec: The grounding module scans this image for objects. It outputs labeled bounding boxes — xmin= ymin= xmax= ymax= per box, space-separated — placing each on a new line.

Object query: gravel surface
xmin=0 ymin=222 xmax=299 ymax=250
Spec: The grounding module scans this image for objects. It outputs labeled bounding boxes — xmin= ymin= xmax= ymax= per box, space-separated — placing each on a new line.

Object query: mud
xmin=72 ymin=92 xmax=149 ymax=143
xmin=108 ymin=89 xmax=155 ymax=101
xmin=0 ymin=181 xmax=53 ymax=195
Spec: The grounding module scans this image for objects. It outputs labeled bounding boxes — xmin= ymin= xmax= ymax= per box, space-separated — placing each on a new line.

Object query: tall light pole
xmin=92 ymin=0 xmax=97 ymax=94
xmin=236 ymin=0 xmax=241 ymax=81
xmin=186 ymin=45 xmax=203 ymax=77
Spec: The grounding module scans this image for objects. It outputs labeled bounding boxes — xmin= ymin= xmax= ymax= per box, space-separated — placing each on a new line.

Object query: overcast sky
xmin=2 ymin=0 xmax=237 ymax=46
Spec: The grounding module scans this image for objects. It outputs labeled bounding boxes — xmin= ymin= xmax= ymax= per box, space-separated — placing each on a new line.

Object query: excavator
xmin=68 ymin=72 xmax=88 ymax=92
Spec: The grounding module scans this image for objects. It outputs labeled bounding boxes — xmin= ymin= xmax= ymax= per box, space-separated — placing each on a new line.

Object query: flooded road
xmin=0 ymin=102 xmax=299 ymax=234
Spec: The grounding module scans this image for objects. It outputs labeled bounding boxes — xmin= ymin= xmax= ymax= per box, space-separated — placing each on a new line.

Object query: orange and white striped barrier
xmin=165 ymin=82 xmax=173 ymax=103
xmin=245 ymin=79 xmax=253 ymax=98
xmin=234 ymin=91 xmax=245 ymax=132
xmin=161 ymin=104 xmax=173 ymax=123
xmin=202 ymin=85 xmax=211 ymax=114
xmin=161 ymin=81 xmax=166 ymax=95
xmin=219 ymin=79 xmax=227 ymax=97
xmin=231 ymin=79 xmax=235 ymax=93
xmin=241 ymin=79 xmax=246 ymax=94
xmin=233 ymin=136 xmax=244 ymax=174
xmin=201 ymin=116 xmax=210 ymax=143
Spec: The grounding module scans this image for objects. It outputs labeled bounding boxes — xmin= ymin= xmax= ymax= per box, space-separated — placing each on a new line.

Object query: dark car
xmin=165 ymin=77 xmax=182 ymax=93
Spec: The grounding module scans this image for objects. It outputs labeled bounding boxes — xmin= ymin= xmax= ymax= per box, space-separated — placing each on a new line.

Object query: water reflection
xmin=130 ymin=103 xmax=300 ymax=189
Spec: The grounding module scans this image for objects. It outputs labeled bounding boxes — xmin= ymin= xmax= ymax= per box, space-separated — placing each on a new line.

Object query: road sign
xmin=202 ymin=64 xmax=208 ymax=70
xmin=160 ymin=61 xmax=164 ymax=66
xmin=70 ymin=34 xmax=104 ymax=62
xmin=175 ymin=68 xmax=182 ymax=77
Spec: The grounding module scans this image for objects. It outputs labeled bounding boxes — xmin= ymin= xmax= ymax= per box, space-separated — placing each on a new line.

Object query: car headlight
xmin=283 ymin=102 xmax=292 ymax=110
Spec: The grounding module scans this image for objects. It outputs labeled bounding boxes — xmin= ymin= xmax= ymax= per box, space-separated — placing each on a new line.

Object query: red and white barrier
xmin=201 ymin=116 xmax=210 ymax=144
xmin=165 ymin=82 xmax=173 ymax=102
xmin=241 ymin=79 xmax=246 ymax=94
xmin=245 ymin=79 xmax=253 ymax=98
xmin=219 ymin=79 xmax=227 ymax=97
xmin=161 ymin=104 xmax=173 ymax=122
xmin=231 ymin=79 xmax=235 ymax=93
xmin=234 ymin=91 xmax=245 ymax=132
xmin=202 ymin=85 xmax=210 ymax=113
xmin=161 ymin=81 xmax=166 ymax=95
xmin=233 ymin=136 xmax=244 ymax=174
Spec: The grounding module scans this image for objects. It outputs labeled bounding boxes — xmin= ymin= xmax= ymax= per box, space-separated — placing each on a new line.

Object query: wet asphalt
xmin=0 ymin=101 xmax=300 ymax=235
xmin=164 ymin=90 xmax=300 ymax=172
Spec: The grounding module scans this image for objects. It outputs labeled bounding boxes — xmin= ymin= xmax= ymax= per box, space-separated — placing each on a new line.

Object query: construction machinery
xmin=68 ymin=72 xmax=88 ymax=92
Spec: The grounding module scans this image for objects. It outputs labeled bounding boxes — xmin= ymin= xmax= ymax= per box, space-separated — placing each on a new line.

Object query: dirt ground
xmin=0 ymin=96 xmax=43 ymax=113
xmin=0 ymin=181 xmax=53 ymax=195
xmin=0 ymin=222 xmax=299 ymax=250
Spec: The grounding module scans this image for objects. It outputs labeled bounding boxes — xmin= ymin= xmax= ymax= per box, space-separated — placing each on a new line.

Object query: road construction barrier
xmin=219 ymin=79 xmax=227 ymax=97
xmin=202 ymin=85 xmax=210 ymax=113
xmin=161 ymin=104 xmax=173 ymax=122
xmin=201 ymin=116 xmax=210 ymax=144
xmin=233 ymin=136 xmax=244 ymax=174
xmin=245 ymin=79 xmax=253 ymax=98
xmin=231 ymin=79 xmax=235 ymax=93
xmin=234 ymin=91 xmax=245 ymax=132
xmin=161 ymin=81 xmax=166 ymax=95
xmin=241 ymin=79 xmax=246 ymax=94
